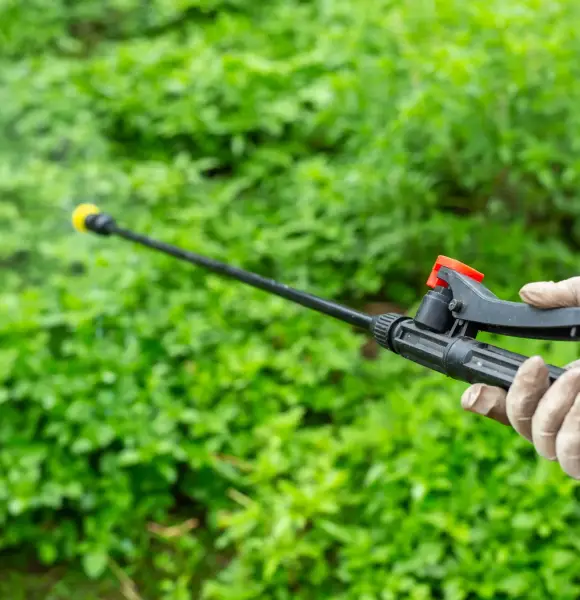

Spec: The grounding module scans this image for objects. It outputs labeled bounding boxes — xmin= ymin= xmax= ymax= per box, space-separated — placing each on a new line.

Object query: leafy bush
xmin=2 ymin=0 xmax=580 ymax=598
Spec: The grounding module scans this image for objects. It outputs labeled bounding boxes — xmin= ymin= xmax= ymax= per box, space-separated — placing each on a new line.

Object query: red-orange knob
xmin=426 ymin=255 xmax=484 ymax=289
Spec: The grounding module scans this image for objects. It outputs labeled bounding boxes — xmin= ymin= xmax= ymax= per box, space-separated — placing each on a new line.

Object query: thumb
xmin=519 ymin=277 xmax=580 ymax=308
xmin=461 ymin=384 xmax=510 ymax=426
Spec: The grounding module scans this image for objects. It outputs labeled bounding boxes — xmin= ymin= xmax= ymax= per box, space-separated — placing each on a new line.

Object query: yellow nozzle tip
xmin=72 ymin=204 xmax=100 ymax=233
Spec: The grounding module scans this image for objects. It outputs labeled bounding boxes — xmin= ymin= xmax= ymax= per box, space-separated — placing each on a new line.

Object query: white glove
xmin=461 ymin=277 xmax=580 ymax=478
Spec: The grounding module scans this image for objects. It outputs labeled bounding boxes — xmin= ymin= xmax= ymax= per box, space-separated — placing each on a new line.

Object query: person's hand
xmin=461 ymin=277 xmax=580 ymax=478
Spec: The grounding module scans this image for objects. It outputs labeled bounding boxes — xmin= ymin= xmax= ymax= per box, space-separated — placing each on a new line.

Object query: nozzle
xmin=72 ymin=204 xmax=100 ymax=232
xmin=72 ymin=204 xmax=116 ymax=236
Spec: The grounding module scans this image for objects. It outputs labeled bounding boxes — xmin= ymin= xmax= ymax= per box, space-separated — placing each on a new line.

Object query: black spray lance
xmin=72 ymin=204 xmax=580 ymax=391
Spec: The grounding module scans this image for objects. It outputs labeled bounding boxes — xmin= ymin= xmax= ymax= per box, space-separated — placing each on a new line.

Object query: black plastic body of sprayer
xmin=82 ymin=211 xmax=580 ymax=391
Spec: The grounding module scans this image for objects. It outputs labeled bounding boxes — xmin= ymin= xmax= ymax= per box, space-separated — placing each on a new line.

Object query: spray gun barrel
xmin=72 ymin=205 xmax=578 ymax=391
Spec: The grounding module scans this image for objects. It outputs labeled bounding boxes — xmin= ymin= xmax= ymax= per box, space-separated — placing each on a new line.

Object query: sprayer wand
xmin=72 ymin=204 xmax=372 ymax=330
xmin=73 ymin=204 xmax=580 ymax=391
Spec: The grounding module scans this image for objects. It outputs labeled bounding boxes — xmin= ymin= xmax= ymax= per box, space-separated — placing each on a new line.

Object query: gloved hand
xmin=461 ymin=277 xmax=580 ymax=478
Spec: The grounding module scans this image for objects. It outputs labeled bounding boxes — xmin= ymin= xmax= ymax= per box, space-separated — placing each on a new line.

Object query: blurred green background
xmin=2 ymin=0 xmax=580 ymax=598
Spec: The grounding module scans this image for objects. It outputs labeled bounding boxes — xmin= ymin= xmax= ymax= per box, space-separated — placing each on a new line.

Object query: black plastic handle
xmin=372 ymin=314 xmax=566 ymax=390
xmin=440 ymin=268 xmax=580 ymax=340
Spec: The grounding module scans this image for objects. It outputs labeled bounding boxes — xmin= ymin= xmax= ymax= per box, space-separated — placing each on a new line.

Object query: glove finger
xmin=505 ymin=356 xmax=550 ymax=442
xmin=555 ymin=392 xmax=580 ymax=479
xmin=519 ymin=277 xmax=580 ymax=308
xmin=461 ymin=383 xmax=509 ymax=426
xmin=531 ymin=368 xmax=580 ymax=460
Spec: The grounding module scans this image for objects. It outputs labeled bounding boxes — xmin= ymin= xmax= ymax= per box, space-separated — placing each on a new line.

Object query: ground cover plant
xmin=2 ymin=0 xmax=580 ymax=598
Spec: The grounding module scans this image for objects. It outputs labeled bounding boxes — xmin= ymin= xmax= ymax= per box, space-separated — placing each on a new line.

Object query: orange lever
xmin=426 ymin=255 xmax=484 ymax=289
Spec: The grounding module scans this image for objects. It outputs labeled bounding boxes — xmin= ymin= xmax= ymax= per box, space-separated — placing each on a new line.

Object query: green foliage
xmin=2 ymin=0 xmax=580 ymax=598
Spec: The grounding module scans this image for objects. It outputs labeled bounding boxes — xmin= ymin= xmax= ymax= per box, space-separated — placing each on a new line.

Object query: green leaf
xmin=82 ymin=550 xmax=108 ymax=579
